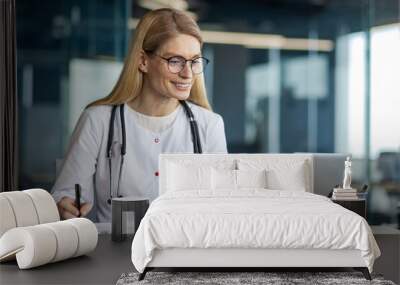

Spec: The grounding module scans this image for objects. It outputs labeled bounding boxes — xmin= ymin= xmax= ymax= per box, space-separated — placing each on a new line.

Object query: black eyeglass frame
xmin=146 ymin=51 xmax=210 ymax=74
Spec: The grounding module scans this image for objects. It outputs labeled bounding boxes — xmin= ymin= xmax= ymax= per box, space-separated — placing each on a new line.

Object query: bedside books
xmin=332 ymin=188 xmax=359 ymax=200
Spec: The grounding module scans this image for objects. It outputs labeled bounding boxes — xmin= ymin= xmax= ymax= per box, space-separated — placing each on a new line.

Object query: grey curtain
xmin=0 ymin=0 xmax=18 ymax=192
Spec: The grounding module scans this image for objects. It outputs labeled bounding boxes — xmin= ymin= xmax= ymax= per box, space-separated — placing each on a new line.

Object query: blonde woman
xmin=51 ymin=8 xmax=227 ymax=222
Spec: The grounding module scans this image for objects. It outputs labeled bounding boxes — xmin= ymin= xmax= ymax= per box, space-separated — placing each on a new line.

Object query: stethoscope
xmin=106 ymin=100 xmax=202 ymax=204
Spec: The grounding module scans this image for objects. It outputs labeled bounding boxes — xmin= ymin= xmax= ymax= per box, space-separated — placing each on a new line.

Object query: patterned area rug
xmin=116 ymin=271 xmax=396 ymax=285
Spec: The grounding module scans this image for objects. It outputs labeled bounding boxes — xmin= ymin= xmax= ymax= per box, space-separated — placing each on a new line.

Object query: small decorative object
xmin=343 ymin=156 xmax=352 ymax=190
xmin=332 ymin=157 xmax=358 ymax=200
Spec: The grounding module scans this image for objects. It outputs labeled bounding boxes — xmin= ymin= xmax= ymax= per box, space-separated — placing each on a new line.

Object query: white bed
xmin=131 ymin=154 xmax=380 ymax=280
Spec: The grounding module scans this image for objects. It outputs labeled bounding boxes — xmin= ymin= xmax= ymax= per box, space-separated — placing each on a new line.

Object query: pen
xmin=75 ymin=184 xmax=81 ymax=217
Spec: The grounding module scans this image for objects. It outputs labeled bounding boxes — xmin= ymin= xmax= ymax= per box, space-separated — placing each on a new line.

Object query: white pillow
xmin=167 ymin=162 xmax=211 ymax=191
xmin=266 ymin=165 xmax=307 ymax=191
xmin=237 ymin=158 xmax=309 ymax=191
xmin=211 ymin=168 xmax=236 ymax=190
xmin=236 ymin=169 xmax=268 ymax=189
xmin=211 ymin=169 xmax=268 ymax=190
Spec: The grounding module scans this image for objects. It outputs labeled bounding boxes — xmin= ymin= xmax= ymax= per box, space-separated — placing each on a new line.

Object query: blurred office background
xmin=16 ymin=0 xmax=399 ymax=227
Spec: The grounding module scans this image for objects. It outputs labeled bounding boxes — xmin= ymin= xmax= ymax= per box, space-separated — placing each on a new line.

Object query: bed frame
xmin=137 ymin=153 xmax=372 ymax=281
xmin=138 ymin=248 xmax=371 ymax=280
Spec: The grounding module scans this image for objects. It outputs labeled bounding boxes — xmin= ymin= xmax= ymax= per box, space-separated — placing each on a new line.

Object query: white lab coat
xmin=51 ymin=102 xmax=227 ymax=222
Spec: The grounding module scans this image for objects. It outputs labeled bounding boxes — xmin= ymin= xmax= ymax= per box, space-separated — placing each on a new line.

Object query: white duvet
xmin=131 ymin=190 xmax=380 ymax=273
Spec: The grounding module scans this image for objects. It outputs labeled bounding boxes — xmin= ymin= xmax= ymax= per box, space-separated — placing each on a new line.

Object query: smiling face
xmin=140 ymin=34 xmax=202 ymax=101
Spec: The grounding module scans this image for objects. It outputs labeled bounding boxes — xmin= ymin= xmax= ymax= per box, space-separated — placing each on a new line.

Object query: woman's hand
xmin=57 ymin=197 xmax=92 ymax=220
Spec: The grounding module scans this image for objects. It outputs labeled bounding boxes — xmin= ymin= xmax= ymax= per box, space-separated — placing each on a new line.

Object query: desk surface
xmin=0 ymin=235 xmax=133 ymax=285
xmin=2 ymin=227 xmax=398 ymax=285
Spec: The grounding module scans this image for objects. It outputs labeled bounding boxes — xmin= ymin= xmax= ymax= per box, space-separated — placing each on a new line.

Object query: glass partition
xmin=17 ymin=0 xmax=399 ymax=227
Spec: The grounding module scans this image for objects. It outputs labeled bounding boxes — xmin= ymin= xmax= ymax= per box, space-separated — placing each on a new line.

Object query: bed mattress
xmin=131 ymin=190 xmax=380 ymax=273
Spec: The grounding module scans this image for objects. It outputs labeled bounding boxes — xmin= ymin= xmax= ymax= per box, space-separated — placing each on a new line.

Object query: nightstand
xmin=332 ymin=198 xmax=366 ymax=219
xmin=371 ymin=225 xmax=400 ymax=284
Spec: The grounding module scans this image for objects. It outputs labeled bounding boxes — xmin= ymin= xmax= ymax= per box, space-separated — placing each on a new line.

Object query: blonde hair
xmin=88 ymin=8 xmax=211 ymax=110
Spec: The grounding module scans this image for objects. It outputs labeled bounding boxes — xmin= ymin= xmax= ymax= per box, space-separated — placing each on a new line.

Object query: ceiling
xmin=132 ymin=0 xmax=399 ymax=39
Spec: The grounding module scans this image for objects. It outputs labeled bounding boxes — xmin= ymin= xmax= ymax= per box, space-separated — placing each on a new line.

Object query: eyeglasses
xmin=151 ymin=53 xmax=210 ymax=74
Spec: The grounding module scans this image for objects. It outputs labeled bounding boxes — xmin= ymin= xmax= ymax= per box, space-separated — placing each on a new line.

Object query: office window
xmin=17 ymin=0 xmax=399 ymax=226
